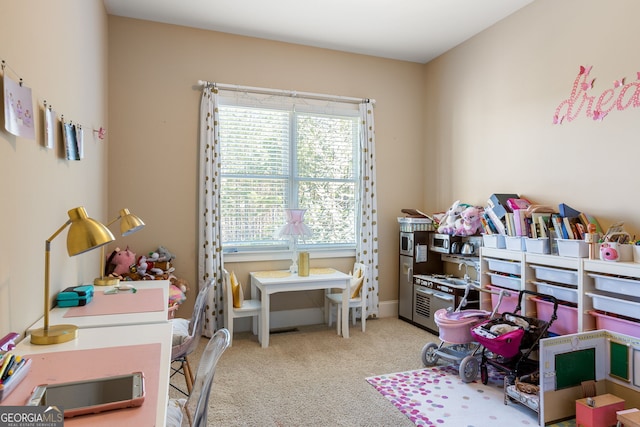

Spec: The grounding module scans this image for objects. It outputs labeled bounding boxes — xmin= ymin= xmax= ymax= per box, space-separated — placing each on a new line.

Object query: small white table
xmin=26 ymin=280 xmax=169 ymax=334
xmin=250 ymin=269 xmax=351 ymax=348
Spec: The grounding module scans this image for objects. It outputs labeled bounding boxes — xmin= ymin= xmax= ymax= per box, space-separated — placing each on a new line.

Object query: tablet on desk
xmin=26 ymin=372 xmax=145 ymax=418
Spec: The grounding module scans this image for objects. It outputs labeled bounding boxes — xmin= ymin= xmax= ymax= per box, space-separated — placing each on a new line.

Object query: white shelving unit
xmin=480 ymin=247 xmax=640 ymax=334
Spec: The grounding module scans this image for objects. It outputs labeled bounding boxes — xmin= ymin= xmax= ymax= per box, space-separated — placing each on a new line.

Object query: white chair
xmin=166 ymin=328 xmax=231 ymax=427
xmin=223 ymin=269 xmax=262 ymax=346
xmin=326 ymin=262 xmax=368 ymax=334
xmin=170 ymin=279 xmax=213 ymax=396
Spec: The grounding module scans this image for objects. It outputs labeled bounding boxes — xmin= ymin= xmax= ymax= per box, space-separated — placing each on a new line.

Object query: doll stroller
xmin=470 ymin=289 xmax=558 ymax=386
xmin=421 ymin=282 xmax=511 ymax=383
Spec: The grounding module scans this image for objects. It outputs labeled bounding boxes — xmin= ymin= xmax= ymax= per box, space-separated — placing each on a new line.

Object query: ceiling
xmin=103 ymin=0 xmax=534 ymax=64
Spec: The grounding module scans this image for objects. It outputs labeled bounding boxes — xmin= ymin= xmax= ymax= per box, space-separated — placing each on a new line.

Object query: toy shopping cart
xmin=421 ymin=282 xmax=511 ymax=383
xmin=470 ymin=289 xmax=557 ymax=386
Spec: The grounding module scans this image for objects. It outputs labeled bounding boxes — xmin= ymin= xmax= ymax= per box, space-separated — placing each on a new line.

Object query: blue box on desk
xmin=56 ymin=284 xmax=94 ymax=307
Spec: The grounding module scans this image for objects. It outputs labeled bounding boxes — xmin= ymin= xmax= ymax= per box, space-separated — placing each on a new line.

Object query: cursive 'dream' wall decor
xmin=553 ymin=65 xmax=640 ymax=124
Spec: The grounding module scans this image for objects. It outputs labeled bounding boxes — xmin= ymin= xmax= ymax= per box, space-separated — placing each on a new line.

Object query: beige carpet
xmin=169 ymin=317 xmax=440 ymax=426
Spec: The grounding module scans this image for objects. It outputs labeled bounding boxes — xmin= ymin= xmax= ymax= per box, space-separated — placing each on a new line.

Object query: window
xmin=218 ymin=94 xmax=360 ymax=253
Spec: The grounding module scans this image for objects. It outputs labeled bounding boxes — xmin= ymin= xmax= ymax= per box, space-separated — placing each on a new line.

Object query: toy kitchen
xmin=397 ymin=213 xmax=482 ymax=335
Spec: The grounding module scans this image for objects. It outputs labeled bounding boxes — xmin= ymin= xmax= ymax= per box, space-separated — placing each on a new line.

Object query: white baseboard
xmin=232 ymin=299 xmax=399 ymax=332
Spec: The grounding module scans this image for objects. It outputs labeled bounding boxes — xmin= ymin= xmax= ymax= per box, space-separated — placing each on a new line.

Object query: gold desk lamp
xmin=94 ymin=208 xmax=145 ymax=286
xmin=31 ymin=207 xmax=115 ymax=345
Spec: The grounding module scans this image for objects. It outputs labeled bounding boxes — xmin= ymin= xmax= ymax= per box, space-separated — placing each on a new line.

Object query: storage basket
xmin=532 ymin=296 xmax=577 ymax=335
xmin=588 ymin=310 xmax=640 ymax=338
xmin=487 ymin=284 xmax=519 ymax=314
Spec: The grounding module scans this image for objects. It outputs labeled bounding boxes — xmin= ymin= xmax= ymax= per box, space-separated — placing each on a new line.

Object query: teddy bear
xmin=453 ymin=206 xmax=484 ymax=236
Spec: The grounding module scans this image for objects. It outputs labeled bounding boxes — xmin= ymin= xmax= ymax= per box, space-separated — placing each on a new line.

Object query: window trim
xmin=218 ymin=92 xmax=361 ymax=253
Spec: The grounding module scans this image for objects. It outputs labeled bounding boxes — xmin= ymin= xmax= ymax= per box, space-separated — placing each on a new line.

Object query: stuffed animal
xmin=437 ymin=200 xmax=464 ymax=235
xmin=156 ymin=246 xmax=176 ymax=262
xmin=168 ymin=277 xmax=189 ymax=306
xmin=454 ymin=206 xmax=484 ymax=236
xmin=105 ymin=246 xmax=137 ymax=277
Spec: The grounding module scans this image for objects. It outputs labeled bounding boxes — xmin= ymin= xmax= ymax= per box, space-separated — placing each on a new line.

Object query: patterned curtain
xmin=198 ymin=85 xmax=224 ymax=337
xmin=358 ymin=101 xmax=379 ymax=318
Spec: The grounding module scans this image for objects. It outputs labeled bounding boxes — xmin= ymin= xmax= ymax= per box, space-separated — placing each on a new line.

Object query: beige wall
xmin=425 ymin=0 xmax=640 ymax=237
xmin=0 ymin=1 xmax=108 ymax=337
xmin=107 ymin=17 xmax=427 ymax=316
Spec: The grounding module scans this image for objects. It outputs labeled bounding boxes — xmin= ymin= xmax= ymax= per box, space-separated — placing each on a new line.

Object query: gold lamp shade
xmin=94 ymin=208 xmax=145 ymax=286
xmin=31 ymin=207 xmax=115 ymax=345
xmin=119 ymin=208 xmax=145 ymax=236
xmin=67 ymin=207 xmax=118 ymax=256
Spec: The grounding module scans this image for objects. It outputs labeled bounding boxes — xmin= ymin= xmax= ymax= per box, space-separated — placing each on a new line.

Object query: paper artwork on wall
xmin=44 ymin=105 xmax=56 ymax=149
xmin=62 ymin=119 xmax=80 ymax=161
xmin=76 ymin=124 xmax=84 ymax=159
xmin=3 ymin=74 xmax=35 ymax=139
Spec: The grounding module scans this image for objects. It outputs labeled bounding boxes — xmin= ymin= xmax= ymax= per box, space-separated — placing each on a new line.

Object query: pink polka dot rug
xmin=366 ymin=364 xmax=538 ymax=426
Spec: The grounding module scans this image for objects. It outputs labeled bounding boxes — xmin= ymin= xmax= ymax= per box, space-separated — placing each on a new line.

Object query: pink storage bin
xmin=532 ymin=296 xmax=577 ymax=335
xmin=487 ymin=284 xmax=519 ymax=315
xmin=588 ymin=310 xmax=640 ymax=338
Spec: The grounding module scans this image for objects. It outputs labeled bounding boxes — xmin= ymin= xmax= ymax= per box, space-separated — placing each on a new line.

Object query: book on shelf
xmin=487 ymin=193 xmax=519 ymax=219
xmin=550 ymin=214 xmax=565 ymax=239
xmin=506 ymin=197 xmax=531 ymax=212
xmin=558 ymin=203 xmax=581 ymax=218
xmin=537 ymin=215 xmax=550 ymax=238
xmin=562 ymin=217 xmax=575 ymax=239
xmin=485 ymin=206 xmax=507 ymax=235
xmin=513 ymin=208 xmax=528 ymax=236
xmin=482 ymin=212 xmax=498 ymax=234
xmin=531 ymin=212 xmax=552 ymax=238
xmin=504 ymin=212 xmax=516 ymax=236
xmin=578 ymin=212 xmax=604 ymax=235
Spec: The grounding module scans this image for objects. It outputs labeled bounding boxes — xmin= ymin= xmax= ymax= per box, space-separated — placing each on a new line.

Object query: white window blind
xmin=219 ymin=92 xmax=359 ymax=252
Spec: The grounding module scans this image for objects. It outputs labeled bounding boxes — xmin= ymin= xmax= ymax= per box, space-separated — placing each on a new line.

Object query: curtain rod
xmin=197 ymin=80 xmax=375 ymax=105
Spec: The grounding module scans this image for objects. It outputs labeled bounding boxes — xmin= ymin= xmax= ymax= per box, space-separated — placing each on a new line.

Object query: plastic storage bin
xmin=588 ymin=310 xmax=640 ymax=338
xmin=530 ymin=265 xmax=578 ymax=287
xmin=487 ymin=272 xmax=520 ymax=291
xmin=486 ymin=258 xmax=521 ymax=276
xmin=482 ymin=234 xmax=506 ymax=249
xmin=505 ymin=236 xmax=526 ymax=251
xmin=532 ymin=296 xmax=578 ymax=335
xmin=531 ymin=281 xmax=578 ymax=304
xmin=588 ymin=273 xmax=640 ymax=297
xmin=525 ymin=238 xmax=550 ymax=254
xmin=585 ymin=291 xmax=640 ymax=320
xmin=556 ymin=239 xmax=589 ymax=258
xmin=487 ymin=284 xmax=519 ymax=314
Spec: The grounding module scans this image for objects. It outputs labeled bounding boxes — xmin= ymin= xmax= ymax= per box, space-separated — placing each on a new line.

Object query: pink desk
xmin=7 ymin=322 xmax=172 ymax=425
